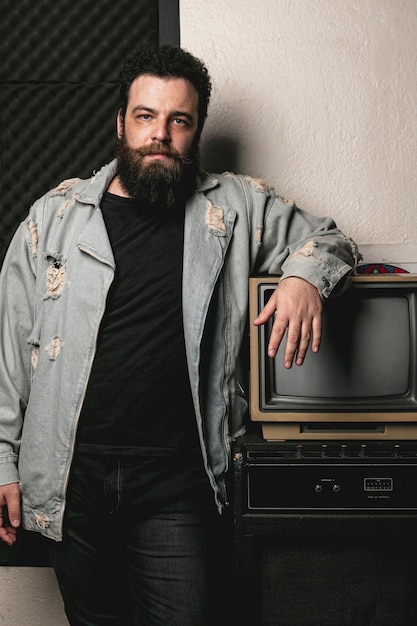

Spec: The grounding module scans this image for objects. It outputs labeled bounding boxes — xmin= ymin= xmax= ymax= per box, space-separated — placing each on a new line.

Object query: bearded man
xmin=0 ymin=45 xmax=357 ymax=625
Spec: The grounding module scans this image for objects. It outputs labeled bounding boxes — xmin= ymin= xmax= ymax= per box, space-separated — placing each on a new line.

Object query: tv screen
xmin=249 ymin=275 xmax=417 ymax=440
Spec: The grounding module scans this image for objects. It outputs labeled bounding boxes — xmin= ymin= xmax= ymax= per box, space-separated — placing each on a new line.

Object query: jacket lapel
xmin=182 ymin=190 xmax=236 ymax=356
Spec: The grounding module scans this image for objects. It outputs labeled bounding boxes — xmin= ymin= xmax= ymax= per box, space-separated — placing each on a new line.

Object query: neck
xmin=107 ymin=175 xmax=130 ymax=198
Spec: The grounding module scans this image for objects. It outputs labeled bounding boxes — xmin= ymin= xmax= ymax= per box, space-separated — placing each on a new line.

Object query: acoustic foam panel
xmin=0 ymin=0 xmax=159 ymax=264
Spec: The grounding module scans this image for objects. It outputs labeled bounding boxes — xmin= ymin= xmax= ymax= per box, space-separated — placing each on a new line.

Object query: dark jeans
xmin=45 ymin=453 xmax=232 ymax=626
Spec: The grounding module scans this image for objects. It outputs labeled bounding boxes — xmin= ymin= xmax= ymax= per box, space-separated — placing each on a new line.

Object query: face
xmin=115 ymin=74 xmax=201 ymax=208
xmin=119 ymin=74 xmax=199 ymax=159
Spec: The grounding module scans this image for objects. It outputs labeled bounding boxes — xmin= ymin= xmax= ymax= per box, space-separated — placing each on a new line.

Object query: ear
xmin=116 ymin=110 xmax=124 ymax=139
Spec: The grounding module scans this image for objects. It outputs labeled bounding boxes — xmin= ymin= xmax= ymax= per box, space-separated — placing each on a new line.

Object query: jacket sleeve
xmin=0 ymin=219 xmax=37 ymax=485
xmin=252 ymin=191 xmax=359 ymax=298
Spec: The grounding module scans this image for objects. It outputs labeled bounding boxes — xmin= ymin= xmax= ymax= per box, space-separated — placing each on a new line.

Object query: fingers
xmin=281 ymin=317 xmax=321 ymax=368
xmin=253 ymin=277 xmax=323 ymax=368
xmin=0 ymin=524 xmax=18 ymax=545
xmin=253 ymin=295 xmax=277 ymax=327
xmin=265 ymin=313 xmax=289 ymax=360
xmin=286 ymin=322 xmax=309 ymax=368
xmin=310 ymin=312 xmax=322 ymax=354
xmin=267 ymin=319 xmax=306 ymax=367
xmin=0 ymin=483 xmax=21 ymax=545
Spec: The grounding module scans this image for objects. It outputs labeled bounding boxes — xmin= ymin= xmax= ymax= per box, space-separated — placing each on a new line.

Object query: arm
xmin=0 ymin=219 xmax=37 ymax=519
xmin=248 ymin=187 xmax=359 ymax=368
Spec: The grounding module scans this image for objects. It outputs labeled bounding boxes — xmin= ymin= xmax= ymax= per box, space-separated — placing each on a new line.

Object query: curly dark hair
xmin=119 ymin=44 xmax=212 ymax=135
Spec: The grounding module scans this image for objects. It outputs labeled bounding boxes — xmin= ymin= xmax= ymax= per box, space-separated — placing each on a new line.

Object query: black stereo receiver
xmin=234 ymin=437 xmax=417 ymax=513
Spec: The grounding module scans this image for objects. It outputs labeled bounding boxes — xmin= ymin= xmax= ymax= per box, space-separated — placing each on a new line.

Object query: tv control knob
xmin=333 ymin=484 xmax=341 ymax=493
xmin=314 ymin=484 xmax=323 ymax=493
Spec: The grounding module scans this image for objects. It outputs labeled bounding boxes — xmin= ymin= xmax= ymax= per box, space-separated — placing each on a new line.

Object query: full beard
xmin=116 ymin=133 xmax=200 ymax=214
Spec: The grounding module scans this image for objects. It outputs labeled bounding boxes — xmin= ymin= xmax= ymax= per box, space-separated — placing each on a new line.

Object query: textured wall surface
xmin=181 ymin=0 xmax=417 ymax=246
xmin=0 ymin=567 xmax=68 ymax=625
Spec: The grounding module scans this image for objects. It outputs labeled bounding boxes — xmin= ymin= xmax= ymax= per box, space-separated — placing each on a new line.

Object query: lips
xmin=145 ymin=153 xmax=171 ymax=159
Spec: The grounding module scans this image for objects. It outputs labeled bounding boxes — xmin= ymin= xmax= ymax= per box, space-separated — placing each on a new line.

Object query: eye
xmin=173 ymin=117 xmax=187 ymax=126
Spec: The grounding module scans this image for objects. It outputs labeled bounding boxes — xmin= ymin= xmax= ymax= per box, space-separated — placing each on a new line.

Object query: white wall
xmin=0 ymin=566 xmax=68 ymax=625
xmin=181 ymin=0 xmax=417 ymax=247
xmin=2 ymin=1 xmax=417 ymax=622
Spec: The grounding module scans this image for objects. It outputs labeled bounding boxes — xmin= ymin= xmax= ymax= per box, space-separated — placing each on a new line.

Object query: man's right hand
xmin=0 ymin=483 xmax=21 ymax=545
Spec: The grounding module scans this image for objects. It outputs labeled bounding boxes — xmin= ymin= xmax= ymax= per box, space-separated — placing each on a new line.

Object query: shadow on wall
xmin=0 ymin=529 xmax=50 ymax=567
xmin=201 ymin=135 xmax=241 ymax=174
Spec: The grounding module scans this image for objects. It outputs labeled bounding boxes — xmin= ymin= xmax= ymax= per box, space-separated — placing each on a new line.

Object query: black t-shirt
xmin=75 ymin=193 xmax=208 ymax=504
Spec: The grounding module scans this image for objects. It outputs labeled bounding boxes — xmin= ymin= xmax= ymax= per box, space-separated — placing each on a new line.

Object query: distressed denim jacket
xmin=0 ymin=160 xmax=357 ymax=540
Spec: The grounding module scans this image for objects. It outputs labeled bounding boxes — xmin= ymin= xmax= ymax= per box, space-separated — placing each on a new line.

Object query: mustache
xmin=134 ymin=144 xmax=194 ymax=166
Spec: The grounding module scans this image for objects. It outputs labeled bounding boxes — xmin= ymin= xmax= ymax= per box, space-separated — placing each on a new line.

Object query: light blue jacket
xmin=0 ymin=160 xmax=357 ymax=540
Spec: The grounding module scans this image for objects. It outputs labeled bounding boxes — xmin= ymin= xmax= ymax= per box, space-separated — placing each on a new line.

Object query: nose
xmin=152 ymin=118 xmax=170 ymax=143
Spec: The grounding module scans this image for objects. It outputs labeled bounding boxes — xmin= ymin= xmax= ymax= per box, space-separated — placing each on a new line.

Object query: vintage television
xmin=249 ymin=274 xmax=417 ymax=440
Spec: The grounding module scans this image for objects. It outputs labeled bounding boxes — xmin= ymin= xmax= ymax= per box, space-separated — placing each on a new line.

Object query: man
xmin=0 ymin=45 xmax=357 ymax=625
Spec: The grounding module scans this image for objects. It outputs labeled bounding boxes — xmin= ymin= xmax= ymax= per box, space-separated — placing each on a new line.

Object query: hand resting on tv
xmin=253 ymin=276 xmax=322 ymax=369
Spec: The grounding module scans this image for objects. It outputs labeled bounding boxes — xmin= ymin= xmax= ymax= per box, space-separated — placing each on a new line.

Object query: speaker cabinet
xmin=236 ymin=532 xmax=417 ymax=626
xmin=234 ymin=430 xmax=417 ymax=625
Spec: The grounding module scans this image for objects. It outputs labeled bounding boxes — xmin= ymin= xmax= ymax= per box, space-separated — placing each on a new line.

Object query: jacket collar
xmin=195 ymin=170 xmax=219 ymax=193
xmin=74 ymin=160 xmax=119 ymax=206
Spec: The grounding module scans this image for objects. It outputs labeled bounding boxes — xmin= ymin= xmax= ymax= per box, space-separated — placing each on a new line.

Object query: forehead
xmin=127 ymin=74 xmax=199 ymax=114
